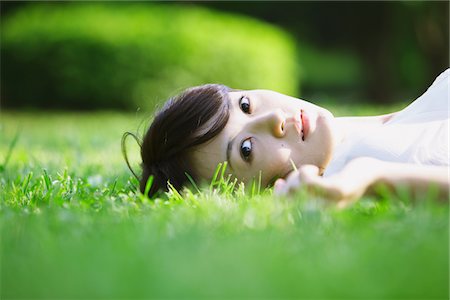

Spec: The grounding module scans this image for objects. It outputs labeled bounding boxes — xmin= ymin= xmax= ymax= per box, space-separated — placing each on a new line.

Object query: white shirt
xmin=324 ymin=69 xmax=449 ymax=177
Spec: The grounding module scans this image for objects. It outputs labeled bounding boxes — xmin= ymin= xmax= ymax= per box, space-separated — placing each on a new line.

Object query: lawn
xmin=1 ymin=107 xmax=448 ymax=299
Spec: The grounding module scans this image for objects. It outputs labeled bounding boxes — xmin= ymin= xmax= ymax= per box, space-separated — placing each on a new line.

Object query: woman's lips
xmin=293 ymin=113 xmax=303 ymax=140
xmin=293 ymin=110 xmax=309 ymax=141
xmin=301 ymin=109 xmax=310 ymax=141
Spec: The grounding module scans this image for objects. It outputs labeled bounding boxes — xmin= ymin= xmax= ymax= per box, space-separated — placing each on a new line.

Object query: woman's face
xmin=190 ymin=89 xmax=337 ymax=186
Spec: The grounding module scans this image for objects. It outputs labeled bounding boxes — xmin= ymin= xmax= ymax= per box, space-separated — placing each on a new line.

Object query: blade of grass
xmin=0 ymin=130 xmax=20 ymax=172
xmin=185 ymin=172 xmax=200 ymax=193
xmin=144 ymin=175 xmax=154 ymax=198
xmin=211 ymin=162 xmax=223 ymax=186
xmin=21 ymin=172 xmax=33 ymax=194
xmin=289 ymin=158 xmax=298 ymax=172
xmin=42 ymin=169 xmax=52 ymax=191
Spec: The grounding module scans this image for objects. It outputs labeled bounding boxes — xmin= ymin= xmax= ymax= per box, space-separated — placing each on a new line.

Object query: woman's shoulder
xmin=431 ymin=68 xmax=450 ymax=86
xmin=388 ymin=69 xmax=449 ymax=124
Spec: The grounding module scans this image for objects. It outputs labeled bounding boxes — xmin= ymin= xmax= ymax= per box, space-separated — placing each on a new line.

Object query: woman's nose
xmin=248 ymin=109 xmax=285 ymax=137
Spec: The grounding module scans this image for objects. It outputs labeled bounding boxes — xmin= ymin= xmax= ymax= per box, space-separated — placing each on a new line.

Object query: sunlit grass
xmin=0 ymin=110 xmax=448 ymax=299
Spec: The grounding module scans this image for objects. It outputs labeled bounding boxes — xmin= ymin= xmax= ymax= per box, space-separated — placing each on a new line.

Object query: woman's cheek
xmin=259 ymin=146 xmax=288 ymax=170
xmin=277 ymin=147 xmax=292 ymax=164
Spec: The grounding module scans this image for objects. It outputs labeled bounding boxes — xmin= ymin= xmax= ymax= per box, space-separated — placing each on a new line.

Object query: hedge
xmin=1 ymin=3 xmax=299 ymax=110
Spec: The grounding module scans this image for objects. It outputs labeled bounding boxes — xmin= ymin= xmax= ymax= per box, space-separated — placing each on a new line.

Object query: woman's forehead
xmin=228 ymin=89 xmax=266 ymax=97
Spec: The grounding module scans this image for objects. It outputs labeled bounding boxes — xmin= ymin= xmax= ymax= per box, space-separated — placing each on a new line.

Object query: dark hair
xmin=123 ymin=84 xmax=231 ymax=197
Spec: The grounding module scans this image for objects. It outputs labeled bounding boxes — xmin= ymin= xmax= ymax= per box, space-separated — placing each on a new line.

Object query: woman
xmin=126 ymin=69 xmax=449 ymax=206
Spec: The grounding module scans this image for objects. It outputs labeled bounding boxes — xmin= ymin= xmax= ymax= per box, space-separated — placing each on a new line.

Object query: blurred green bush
xmin=1 ymin=3 xmax=299 ymax=110
xmin=298 ymin=44 xmax=364 ymax=99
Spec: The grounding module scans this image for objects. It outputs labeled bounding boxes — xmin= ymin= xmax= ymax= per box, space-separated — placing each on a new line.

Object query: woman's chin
xmin=316 ymin=113 xmax=338 ymax=169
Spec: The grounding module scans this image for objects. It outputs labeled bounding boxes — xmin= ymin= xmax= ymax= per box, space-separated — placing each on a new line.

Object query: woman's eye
xmin=239 ymin=96 xmax=251 ymax=114
xmin=240 ymin=138 xmax=252 ymax=161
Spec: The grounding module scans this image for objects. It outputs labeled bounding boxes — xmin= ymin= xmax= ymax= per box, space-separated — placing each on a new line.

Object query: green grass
xmin=1 ymin=108 xmax=448 ymax=299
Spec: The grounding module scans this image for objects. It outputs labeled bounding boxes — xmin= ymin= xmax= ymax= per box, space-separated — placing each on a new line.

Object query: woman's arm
xmin=274 ymin=157 xmax=449 ymax=207
xmin=375 ymin=160 xmax=449 ymax=200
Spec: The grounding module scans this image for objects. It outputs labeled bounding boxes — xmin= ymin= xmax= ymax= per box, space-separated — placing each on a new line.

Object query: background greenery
xmin=203 ymin=1 xmax=449 ymax=103
xmin=1 ymin=109 xmax=448 ymax=299
xmin=1 ymin=3 xmax=298 ymax=110
xmin=1 ymin=1 xmax=448 ymax=109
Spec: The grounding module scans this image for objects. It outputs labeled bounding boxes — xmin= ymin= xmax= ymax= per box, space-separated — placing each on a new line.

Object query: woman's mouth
xmin=300 ymin=109 xmax=310 ymax=141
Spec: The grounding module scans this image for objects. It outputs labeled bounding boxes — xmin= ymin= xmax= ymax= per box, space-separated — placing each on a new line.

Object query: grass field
xmin=1 ymin=106 xmax=448 ymax=299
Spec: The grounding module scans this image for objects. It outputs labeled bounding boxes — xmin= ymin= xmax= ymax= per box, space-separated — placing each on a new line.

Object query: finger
xmin=273 ymin=178 xmax=287 ymax=196
xmin=275 ymin=170 xmax=302 ymax=196
xmin=299 ymin=164 xmax=320 ymax=177
xmin=284 ymin=170 xmax=302 ymax=194
xmin=299 ymin=164 xmax=321 ymax=185
xmin=274 ymin=178 xmax=285 ymax=190
xmin=284 ymin=169 xmax=300 ymax=181
xmin=298 ymin=165 xmax=342 ymax=199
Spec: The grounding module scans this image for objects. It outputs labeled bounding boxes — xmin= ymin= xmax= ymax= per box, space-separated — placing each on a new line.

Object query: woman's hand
xmin=274 ymin=157 xmax=384 ymax=207
xmin=274 ymin=157 xmax=449 ymax=206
